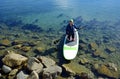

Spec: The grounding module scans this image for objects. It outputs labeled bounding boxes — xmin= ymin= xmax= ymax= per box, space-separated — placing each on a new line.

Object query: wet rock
xmin=2 ymin=65 xmax=12 ymax=73
xmin=35 ymin=47 xmax=45 ymax=53
xmin=27 ymin=57 xmax=43 ymax=73
xmin=108 ymin=63 xmax=118 ymax=72
xmin=27 ymin=71 xmax=39 ymax=79
xmin=2 ymin=51 xmax=28 ymax=67
xmin=95 ymin=64 xmax=119 ymax=78
xmin=37 ymin=56 xmax=56 ymax=67
xmin=16 ymin=70 xmax=29 ymax=79
xmin=14 ymin=44 xmax=22 ymax=49
xmin=79 ymin=58 xmax=89 ymax=65
xmin=0 ymin=39 xmax=11 ymax=47
xmin=0 ymin=46 xmax=6 ymax=50
xmin=105 ymin=46 xmax=116 ymax=53
xmin=93 ymin=49 xmax=101 ymax=57
xmin=62 ymin=62 xmax=93 ymax=77
xmin=12 ymin=40 xmax=25 ymax=45
xmin=42 ymin=65 xmax=62 ymax=79
xmin=89 ymin=42 xmax=98 ymax=51
xmin=9 ymin=69 xmax=18 ymax=76
xmin=37 ymin=56 xmax=56 ymax=68
xmin=20 ymin=46 xmax=31 ymax=52
xmin=8 ymin=69 xmax=18 ymax=79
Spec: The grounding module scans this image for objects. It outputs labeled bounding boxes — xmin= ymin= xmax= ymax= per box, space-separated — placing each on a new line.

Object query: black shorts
xmin=68 ymin=33 xmax=74 ymax=40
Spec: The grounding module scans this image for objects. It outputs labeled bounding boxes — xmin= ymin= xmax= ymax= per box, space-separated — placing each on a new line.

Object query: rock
xmin=8 ymin=69 xmax=18 ymax=79
xmin=12 ymin=40 xmax=25 ymax=45
xmin=42 ymin=65 xmax=62 ymax=79
xmin=79 ymin=58 xmax=89 ymax=65
xmin=27 ymin=57 xmax=43 ymax=73
xmin=20 ymin=46 xmax=31 ymax=52
xmin=35 ymin=47 xmax=45 ymax=53
xmin=27 ymin=71 xmax=39 ymax=79
xmin=2 ymin=51 xmax=28 ymax=67
xmin=9 ymin=69 xmax=18 ymax=76
xmin=16 ymin=70 xmax=29 ymax=79
xmin=0 ymin=73 xmax=1 ymax=77
xmin=62 ymin=62 xmax=94 ymax=77
xmin=37 ymin=56 xmax=56 ymax=68
xmin=89 ymin=42 xmax=98 ymax=51
xmin=108 ymin=63 xmax=117 ymax=72
xmin=0 ymin=46 xmax=6 ymax=50
xmin=105 ymin=46 xmax=116 ymax=53
xmin=2 ymin=65 xmax=12 ymax=73
xmin=95 ymin=64 xmax=119 ymax=78
xmin=14 ymin=44 xmax=22 ymax=49
xmin=0 ymin=39 xmax=11 ymax=47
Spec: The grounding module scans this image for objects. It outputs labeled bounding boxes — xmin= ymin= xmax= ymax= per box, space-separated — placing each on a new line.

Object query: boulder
xmin=0 ymin=46 xmax=6 ymax=50
xmin=95 ymin=64 xmax=119 ymax=78
xmin=27 ymin=71 xmax=39 ymax=79
xmin=27 ymin=57 xmax=43 ymax=73
xmin=62 ymin=62 xmax=94 ymax=78
xmin=12 ymin=40 xmax=25 ymax=45
xmin=2 ymin=51 xmax=28 ymax=67
xmin=42 ymin=65 xmax=62 ymax=79
xmin=16 ymin=70 xmax=29 ymax=79
xmin=37 ymin=56 xmax=56 ymax=68
xmin=2 ymin=65 xmax=12 ymax=73
xmin=105 ymin=46 xmax=116 ymax=53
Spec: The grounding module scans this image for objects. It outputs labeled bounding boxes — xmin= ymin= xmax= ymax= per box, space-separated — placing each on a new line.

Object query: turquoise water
xmin=0 ymin=0 xmax=120 ymax=29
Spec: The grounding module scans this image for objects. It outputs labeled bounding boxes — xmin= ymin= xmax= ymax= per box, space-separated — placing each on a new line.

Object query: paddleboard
xmin=63 ymin=28 xmax=79 ymax=60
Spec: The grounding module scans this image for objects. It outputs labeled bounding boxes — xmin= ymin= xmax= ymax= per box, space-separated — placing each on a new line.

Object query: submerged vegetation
xmin=0 ymin=14 xmax=120 ymax=79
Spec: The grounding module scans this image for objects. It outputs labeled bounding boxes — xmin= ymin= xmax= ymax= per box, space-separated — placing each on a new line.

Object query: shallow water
xmin=0 ymin=0 xmax=120 ymax=78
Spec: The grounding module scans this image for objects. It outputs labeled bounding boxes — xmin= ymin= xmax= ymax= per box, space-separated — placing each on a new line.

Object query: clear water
xmin=0 ymin=0 xmax=120 ymax=78
xmin=0 ymin=0 xmax=120 ymax=29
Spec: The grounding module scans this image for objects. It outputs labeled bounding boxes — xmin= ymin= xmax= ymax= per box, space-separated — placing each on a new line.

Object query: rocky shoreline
xmin=0 ymin=16 xmax=120 ymax=79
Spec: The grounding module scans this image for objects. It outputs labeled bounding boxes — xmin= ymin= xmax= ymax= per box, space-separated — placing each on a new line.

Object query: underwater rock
xmin=89 ymin=42 xmax=98 ymax=51
xmin=57 ymin=13 xmax=64 ymax=18
xmin=20 ymin=46 xmax=31 ymax=52
xmin=12 ymin=40 xmax=25 ymax=45
xmin=37 ymin=56 xmax=56 ymax=68
xmin=14 ymin=44 xmax=22 ymax=49
xmin=21 ymin=24 xmax=43 ymax=33
xmin=52 ymin=39 xmax=60 ymax=45
xmin=2 ymin=65 xmax=12 ymax=74
xmin=0 ymin=39 xmax=11 ymax=47
xmin=62 ymin=62 xmax=93 ymax=77
xmin=105 ymin=46 xmax=116 ymax=53
xmin=2 ymin=51 xmax=28 ymax=67
xmin=95 ymin=64 xmax=119 ymax=78
xmin=79 ymin=58 xmax=89 ymax=65
xmin=93 ymin=49 xmax=102 ymax=57
xmin=27 ymin=71 xmax=39 ymax=79
xmin=16 ymin=70 xmax=29 ymax=79
xmin=0 ymin=46 xmax=6 ymax=50
xmin=27 ymin=57 xmax=43 ymax=73
xmin=35 ymin=47 xmax=45 ymax=53
xmin=42 ymin=65 xmax=62 ymax=79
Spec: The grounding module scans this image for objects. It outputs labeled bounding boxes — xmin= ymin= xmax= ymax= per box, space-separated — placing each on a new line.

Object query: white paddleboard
xmin=63 ymin=28 xmax=79 ymax=60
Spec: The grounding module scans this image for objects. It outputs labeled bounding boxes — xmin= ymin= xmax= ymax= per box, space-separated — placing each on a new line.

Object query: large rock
xmin=62 ymin=62 xmax=94 ymax=78
xmin=8 ymin=69 xmax=18 ymax=79
xmin=27 ymin=71 xmax=39 ymax=79
xmin=2 ymin=51 xmax=28 ymax=67
xmin=42 ymin=65 xmax=62 ymax=79
xmin=37 ymin=56 xmax=56 ymax=67
xmin=27 ymin=57 xmax=43 ymax=73
xmin=16 ymin=70 xmax=29 ymax=79
xmin=2 ymin=65 xmax=12 ymax=73
xmin=95 ymin=64 xmax=119 ymax=78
